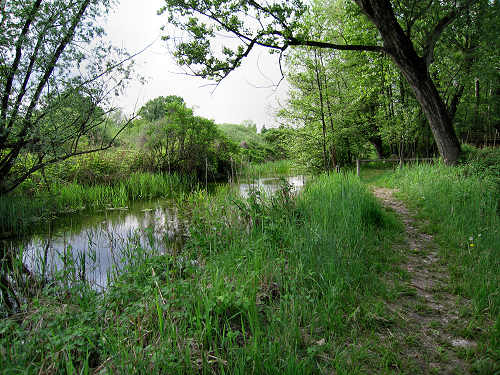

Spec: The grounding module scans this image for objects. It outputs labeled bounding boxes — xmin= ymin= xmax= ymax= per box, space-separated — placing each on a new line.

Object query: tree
xmin=139 ymin=95 xmax=185 ymax=122
xmin=443 ymin=1 xmax=500 ymax=145
xmin=159 ymin=0 xmax=486 ymax=164
xmin=0 ymin=0 xmax=134 ymax=194
xmin=140 ymin=99 xmax=238 ymax=179
xmin=262 ymin=127 xmax=289 ymax=160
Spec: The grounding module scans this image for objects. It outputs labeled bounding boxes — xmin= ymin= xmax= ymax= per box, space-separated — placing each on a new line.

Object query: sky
xmin=104 ymin=0 xmax=290 ymax=129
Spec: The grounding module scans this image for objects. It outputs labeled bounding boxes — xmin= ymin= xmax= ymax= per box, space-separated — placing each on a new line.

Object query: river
xmin=4 ymin=176 xmax=306 ymax=288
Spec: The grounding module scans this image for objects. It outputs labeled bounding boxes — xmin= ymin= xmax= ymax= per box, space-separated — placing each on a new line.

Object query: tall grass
xmin=240 ymin=160 xmax=294 ymax=179
xmin=0 ymin=172 xmax=194 ymax=236
xmin=0 ymin=174 xmax=401 ymax=373
xmin=388 ymin=164 xmax=500 ymax=335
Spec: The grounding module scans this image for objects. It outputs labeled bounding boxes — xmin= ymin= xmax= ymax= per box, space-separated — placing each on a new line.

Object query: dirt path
xmin=372 ymin=187 xmax=476 ymax=374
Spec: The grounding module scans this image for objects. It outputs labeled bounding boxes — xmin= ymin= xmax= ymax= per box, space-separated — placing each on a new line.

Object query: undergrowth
xmin=0 ymin=174 xmax=400 ymax=374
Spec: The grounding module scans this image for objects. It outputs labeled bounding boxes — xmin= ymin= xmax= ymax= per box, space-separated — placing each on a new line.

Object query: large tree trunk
xmin=399 ymin=67 xmax=461 ymax=164
xmin=369 ymin=134 xmax=387 ymax=159
xmin=354 ymin=0 xmax=462 ymax=164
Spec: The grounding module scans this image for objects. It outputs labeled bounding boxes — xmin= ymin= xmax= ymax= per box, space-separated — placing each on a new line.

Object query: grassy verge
xmin=0 ymin=174 xmax=402 ymax=374
xmin=358 ymin=165 xmax=395 ymax=186
xmin=384 ymin=164 xmax=500 ymax=357
xmin=0 ymin=172 xmax=195 ymax=236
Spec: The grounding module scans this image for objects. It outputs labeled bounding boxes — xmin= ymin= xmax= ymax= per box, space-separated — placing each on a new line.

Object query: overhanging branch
xmin=1 ymin=114 xmax=136 ymax=195
xmin=287 ymin=38 xmax=385 ymax=53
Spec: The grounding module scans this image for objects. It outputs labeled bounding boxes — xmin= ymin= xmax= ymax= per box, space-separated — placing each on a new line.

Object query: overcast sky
xmin=104 ymin=0 xmax=289 ymax=129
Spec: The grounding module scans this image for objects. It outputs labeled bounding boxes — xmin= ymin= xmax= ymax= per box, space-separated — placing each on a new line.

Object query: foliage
xmin=18 ymin=149 xmax=141 ymax=192
xmin=216 ymin=123 xmax=292 ymax=163
xmin=217 ymin=122 xmax=277 ymax=162
xmin=139 ymin=100 xmax=238 ymax=180
xmin=218 ymin=122 xmax=264 ymax=146
xmin=1 ymin=174 xmax=403 ymax=373
xmin=280 ymin=0 xmax=500 ymax=172
xmin=460 ymin=145 xmax=500 ymax=193
xmin=138 ymin=95 xmax=185 ymax=122
xmin=0 ymin=0 xmax=135 ymax=194
xmin=159 ymin=0 xmax=500 ymax=164
xmin=261 ymin=127 xmax=291 ymax=160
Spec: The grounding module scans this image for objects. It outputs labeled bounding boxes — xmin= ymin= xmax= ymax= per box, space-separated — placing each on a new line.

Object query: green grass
xmin=0 ymin=173 xmax=401 ymax=374
xmin=0 ymin=172 xmax=195 ymax=236
xmin=240 ymin=160 xmax=294 ymax=179
xmin=385 ymin=163 xmax=500 ymax=355
xmin=358 ymin=166 xmax=395 ymax=185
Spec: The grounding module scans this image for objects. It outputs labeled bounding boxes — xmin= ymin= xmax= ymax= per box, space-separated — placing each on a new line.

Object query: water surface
xmin=6 ymin=176 xmax=306 ymax=287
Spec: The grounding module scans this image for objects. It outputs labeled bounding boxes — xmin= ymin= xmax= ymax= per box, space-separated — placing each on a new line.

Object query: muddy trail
xmin=372 ymin=188 xmax=477 ymax=374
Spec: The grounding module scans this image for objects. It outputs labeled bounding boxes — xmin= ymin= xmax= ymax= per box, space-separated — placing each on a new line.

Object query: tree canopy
xmin=276 ymin=0 xmax=499 ymax=170
xmin=0 ymin=0 xmax=134 ymax=194
xmin=136 ymin=97 xmax=239 ymax=180
xmin=159 ymin=0 xmax=496 ymax=164
xmin=139 ymin=95 xmax=185 ymax=122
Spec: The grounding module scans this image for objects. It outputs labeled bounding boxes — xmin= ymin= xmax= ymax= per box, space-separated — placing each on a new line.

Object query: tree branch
xmin=423 ymin=0 xmax=478 ymax=68
xmin=422 ymin=10 xmax=458 ymax=68
xmin=6 ymin=16 xmax=54 ymax=132
xmin=1 ymin=0 xmax=43 ymax=127
xmin=247 ymin=0 xmax=290 ymax=29
xmin=19 ymin=0 xmax=92 ymax=142
xmin=1 ymin=114 xmax=136 ymax=194
xmin=287 ymin=38 xmax=385 ymax=53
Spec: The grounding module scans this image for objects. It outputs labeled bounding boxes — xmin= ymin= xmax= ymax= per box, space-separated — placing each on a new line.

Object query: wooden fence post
xmin=230 ymin=157 xmax=234 ymax=184
xmin=356 ymin=159 xmax=360 ymax=177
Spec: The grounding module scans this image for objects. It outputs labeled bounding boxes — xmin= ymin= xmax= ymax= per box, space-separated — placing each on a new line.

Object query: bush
xmin=460 ymin=145 xmax=500 ymax=193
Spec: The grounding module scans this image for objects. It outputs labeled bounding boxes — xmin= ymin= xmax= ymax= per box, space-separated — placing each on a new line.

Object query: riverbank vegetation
xmin=0 ymin=172 xmax=194 ymax=236
xmin=1 ymin=174 xmax=405 ymax=373
xmin=240 ymin=160 xmax=294 ymax=180
xmin=0 ymin=96 xmax=287 ymax=236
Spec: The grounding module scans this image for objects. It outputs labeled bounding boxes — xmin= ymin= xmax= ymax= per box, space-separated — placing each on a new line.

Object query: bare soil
xmin=372 ymin=187 xmax=476 ymax=374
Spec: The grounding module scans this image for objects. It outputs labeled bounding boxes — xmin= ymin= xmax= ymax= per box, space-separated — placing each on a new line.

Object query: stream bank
xmin=0 ymin=173 xmax=401 ymax=374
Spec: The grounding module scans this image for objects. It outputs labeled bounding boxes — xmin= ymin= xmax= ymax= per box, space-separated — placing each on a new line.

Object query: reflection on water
xmin=238 ymin=176 xmax=306 ymax=198
xmin=5 ymin=176 xmax=306 ymax=288
xmin=8 ymin=200 xmax=185 ymax=288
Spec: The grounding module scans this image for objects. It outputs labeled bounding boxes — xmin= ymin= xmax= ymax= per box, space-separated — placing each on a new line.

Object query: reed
xmin=240 ymin=160 xmax=294 ymax=180
xmin=0 ymin=172 xmax=194 ymax=236
xmin=0 ymin=173 xmax=402 ymax=373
